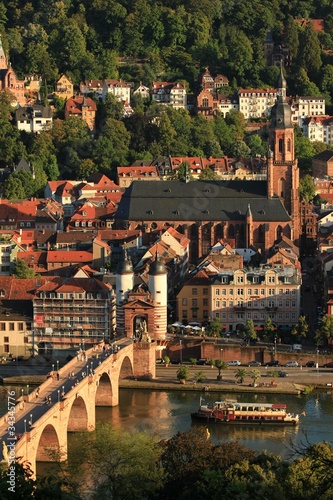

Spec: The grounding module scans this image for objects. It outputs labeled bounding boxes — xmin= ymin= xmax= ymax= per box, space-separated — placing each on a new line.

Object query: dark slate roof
xmin=115 ymin=180 xmax=290 ymax=222
xmin=312 ymin=150 xmax=333 ymax=162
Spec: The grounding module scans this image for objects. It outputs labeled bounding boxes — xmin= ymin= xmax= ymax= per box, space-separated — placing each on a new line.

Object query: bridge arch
xmin=95 ymin=372 xmax=113 ymax=406
xmin=119 ymin=355 xmax=134 ymax=380
xmin=36 ymin=423 xmax=62 ymax=462
xmin=67 ymin=395 xmax=89 ymax=432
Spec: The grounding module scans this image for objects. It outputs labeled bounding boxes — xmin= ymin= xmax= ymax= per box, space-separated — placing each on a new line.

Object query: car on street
xmin=305 ymin=361 xmax=315 ymax=367
xmin=278 ymin=371 xmax=288 ymax=377
xmin=265 ymin=360 xmax=280 ymax=367
xmin=248 ymin=361 xmax=261 ymax=367
xmin=197 ymin=358 xmax=208 ymax=365
xmin=227 ymin=360 xmax=241 ymax=366
xmin=323 ymin=361 xmax=333 ymax=368
xmin=285 ymin=361 xmax=299 ymax=367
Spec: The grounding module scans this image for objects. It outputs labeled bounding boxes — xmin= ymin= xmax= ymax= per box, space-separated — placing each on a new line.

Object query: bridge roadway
xmin=0 ymin=337 xmax=145 ymax=476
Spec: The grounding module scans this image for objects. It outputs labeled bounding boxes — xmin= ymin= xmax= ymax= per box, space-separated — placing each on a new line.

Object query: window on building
xmin=0 ymin=323 xmax=5 ymax=331
xmin=182 ymin=310 xmax=187 ymax=319
xmin=247 ymin=289 xmax=252 ymax=295
xmin=261 ymin=289 xmax=265 ymax=295
xmin=182 ymin=298 xmax=187 ymax=306
xmin=203 ymin=288 xmax=208 ymax=295
xmin=215 ymin=289 xmax=220 ymax=295
xmin=237 ymin=276 xmax=244 ymax=283
xmin=237 ymin=289 xmax=244 ymax=295
xmin=18 ymin=323 xmax=23 ymax=330
xmin=192 ymin=299 xmax=197 ymax=306
xmin=203 ymin=298 xmax=208 ymax=306
xmin=192 ymin=288 xmax=197 ymax=295
xmin=203 ymin=310 xmax=208 ymax=318
xmin=9 ymin=323 xmax=14 ymax=331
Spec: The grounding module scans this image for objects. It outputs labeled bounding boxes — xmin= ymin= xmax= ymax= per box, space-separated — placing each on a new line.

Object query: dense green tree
xmin=316 ymin=314 xmax=333 ymax=347
xmin=199 ymin=168 xmax=221 ymax=180
xmin=294 ymin=125 xmax=317 ymax=173
xmin=300 ymin=174 xmax=316 ymax=202
xmin=291 ymin=315 xmax=309 ymax=339
xmin=206 ymin=317 xmax=223 ymax=337
xmin=76 ymin=158 xmax=98 ymax=179
xmin=68 ymin=422 xmax=164 ymax=499
xmin=246 ymin=134 xmax=267 ymax=157
xmin=2 ymin=175 xmax=25 ymax=199
xmin=283 ymin=15 xmax=299 ymax=60
xmin=13 ymin=258 xmax=35 ymax=278
xmin=244 ymin=319 xmax=257 ymax=340
xmin=297 ymin=23 xmax=322 ymax=78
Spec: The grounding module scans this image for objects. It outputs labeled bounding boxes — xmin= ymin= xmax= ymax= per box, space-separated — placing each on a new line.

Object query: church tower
xmin=267 ymin=62 xmax=300 ymax=243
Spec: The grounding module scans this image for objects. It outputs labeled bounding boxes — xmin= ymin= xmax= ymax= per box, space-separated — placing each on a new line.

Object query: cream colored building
xmin=177 ymin=266 xmax=301 ymax=331
xmin=0 ymin=303 xmax=33 ymax=359
xmin=211 ymin=268 xmax=301 ymax=332
xmin=238 ymin=88 xmax=277 ymax=119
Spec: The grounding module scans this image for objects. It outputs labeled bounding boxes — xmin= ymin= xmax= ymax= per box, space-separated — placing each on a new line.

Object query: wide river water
xmin=1 ymin=386 xmax=333 ymax=459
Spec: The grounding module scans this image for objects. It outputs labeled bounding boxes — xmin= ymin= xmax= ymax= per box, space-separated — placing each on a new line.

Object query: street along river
xmin=1 ymin=386 xmax=333 ymax=460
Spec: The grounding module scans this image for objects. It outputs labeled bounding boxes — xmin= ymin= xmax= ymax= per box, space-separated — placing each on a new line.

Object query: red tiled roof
xmin=46 ymin=251 xmax=93 ymax=263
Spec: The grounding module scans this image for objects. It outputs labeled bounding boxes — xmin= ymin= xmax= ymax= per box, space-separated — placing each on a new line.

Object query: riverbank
xmin=3 ymin=369 xmax=333 ymax=395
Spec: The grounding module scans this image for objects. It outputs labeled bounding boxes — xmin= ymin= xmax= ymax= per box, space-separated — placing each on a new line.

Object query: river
xmin=1 ymin=386 xmax=333 ymax=458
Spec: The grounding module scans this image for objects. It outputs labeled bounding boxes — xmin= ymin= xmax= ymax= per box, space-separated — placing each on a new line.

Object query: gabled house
xmin=152 ymin=81 xmax=187 ymax=109
xmin=54 ymin=74 xmax=74 ymax=100
xmin=15 ymin=104 xmax=53 ymax=133
xmin=133 ymin=82 xmax=150 ymax=99
xmin=80 ymin=79 xmax=103 ymax=99
xmin=102 ymin=79 xmax=134 ymax=103
xmin=117 ymin=166 xmax=159 ymax=187
xmin=65 ymin=96 xmax=97 ymax=132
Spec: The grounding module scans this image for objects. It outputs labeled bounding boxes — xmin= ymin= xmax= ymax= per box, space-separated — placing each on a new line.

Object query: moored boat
xmin=191 ymin=399 xmax=299 ymax=425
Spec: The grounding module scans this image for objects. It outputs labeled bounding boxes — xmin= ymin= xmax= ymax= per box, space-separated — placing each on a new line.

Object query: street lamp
xmin=29 ymin=414 xmax=33 ymax=427
xmin=24 ymin=419 xmax=27 ymax=433
xmin=52 ymin=363 xmax=54 ymax=373
xmin=220 ymin=349 xmax=223 ymax=361
xmin=317 ymin=349 xmax=319 ymax=371
xmin=179 ymin=340 xmax=182 ymax=365
xmin=56 ymin=360 xmax=59 ymax=372
xmin=26 ymin=385 xmax=29 ymax=396
xmin=57 ymin=390 xmax=60 ymax=402
xmin=21 ymin=389 xmax=24 ymax=399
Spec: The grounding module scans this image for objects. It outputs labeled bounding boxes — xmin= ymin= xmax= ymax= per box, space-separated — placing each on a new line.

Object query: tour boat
xmin=191 ymin=399 xmax=299 ymax=426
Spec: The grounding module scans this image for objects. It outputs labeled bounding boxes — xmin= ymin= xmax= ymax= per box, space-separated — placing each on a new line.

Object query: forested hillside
xmin=0 ymin=0 xmax=332 ymax=197
xmin=1 ymin=0 xmax=333 ymax=97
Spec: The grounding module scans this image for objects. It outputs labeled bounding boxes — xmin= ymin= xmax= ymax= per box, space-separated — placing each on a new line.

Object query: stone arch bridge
xmin=0 ymin=339 xmax=156 ymax=476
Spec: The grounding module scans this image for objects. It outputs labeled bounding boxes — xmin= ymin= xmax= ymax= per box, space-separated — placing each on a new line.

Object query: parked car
xmin=285 ymin=361 xmax=299 ymax=367
xmin=265 ymin=361 xmax=280 ymax=367
xmin=227 ymin=360 xmax=241 ymax=366
xmin=278 ymin=371 xmax=288 ymax=377
xmin=248 ymin=361 xmax=261 ymax=367
xmin=305 ymin=361 xmax=315 ymax=367
xmin=323 ymin=361 xmax=333 ymax=368
xmin=197 ymin=358 xmax=208 ymax=365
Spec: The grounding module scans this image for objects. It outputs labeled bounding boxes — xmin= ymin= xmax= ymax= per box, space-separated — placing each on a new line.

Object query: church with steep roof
xmin=115 ymin=65 xmax=301 ymax=262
